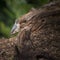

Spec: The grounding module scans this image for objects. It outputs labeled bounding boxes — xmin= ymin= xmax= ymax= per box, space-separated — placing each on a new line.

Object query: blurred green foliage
xmin=0 ymin=0 xmax=50 ymax=38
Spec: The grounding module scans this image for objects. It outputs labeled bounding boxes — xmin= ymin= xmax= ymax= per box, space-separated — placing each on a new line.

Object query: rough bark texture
xmin=0 ymin=1 xmax=60 ymax=60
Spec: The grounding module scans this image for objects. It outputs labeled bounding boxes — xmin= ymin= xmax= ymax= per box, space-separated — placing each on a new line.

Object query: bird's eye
xmin=20 ymin=19 xmax=27 ymax=23
xmin=23 ymin=20 xmax=27 ymax=23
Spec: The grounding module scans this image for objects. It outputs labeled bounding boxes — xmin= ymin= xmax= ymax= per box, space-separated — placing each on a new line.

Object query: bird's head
xmin=11 ymin=8 xmax=37 ymax=35
xmin=11 ymin=18 xmax=27 ymax=35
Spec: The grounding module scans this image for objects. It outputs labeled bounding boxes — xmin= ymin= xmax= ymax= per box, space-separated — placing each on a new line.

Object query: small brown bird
xmin=11 ymin=8 xmax=38 ymax=34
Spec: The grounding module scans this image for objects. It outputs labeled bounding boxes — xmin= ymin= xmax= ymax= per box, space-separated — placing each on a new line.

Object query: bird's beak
xmin=11 ymin=23 xmax=20 ymax=35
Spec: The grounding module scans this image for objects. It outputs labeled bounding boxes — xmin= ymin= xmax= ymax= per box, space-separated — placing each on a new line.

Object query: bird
xmin=11 ymin=8 xmax=38 ymax=35
xmin=11 ymin=1 xmax=60 ymax=35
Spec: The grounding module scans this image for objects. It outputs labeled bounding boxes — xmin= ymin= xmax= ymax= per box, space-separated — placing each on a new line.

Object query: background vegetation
xmin=0 ymin=0 xmax=51 ymax=38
